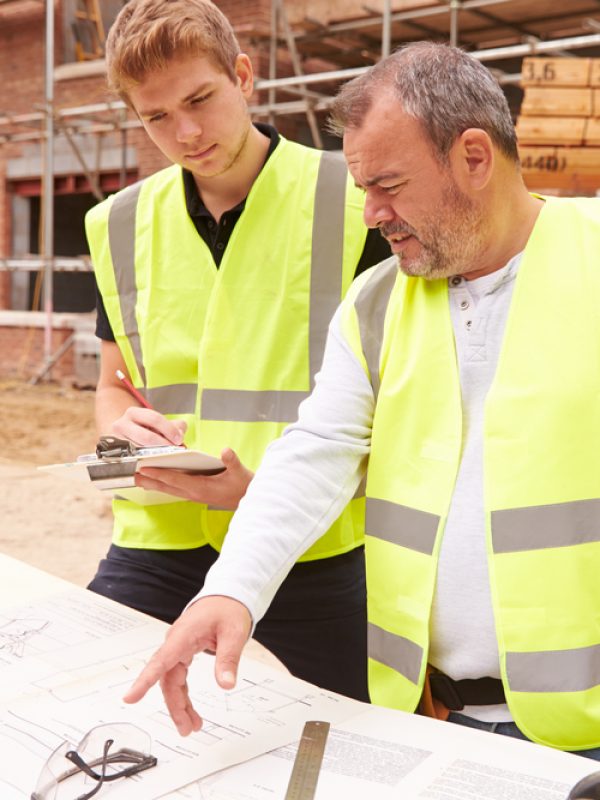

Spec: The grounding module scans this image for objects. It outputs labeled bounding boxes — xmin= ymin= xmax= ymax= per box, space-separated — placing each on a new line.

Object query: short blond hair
xmin=106 ymin=0 xmax=241 ymax=101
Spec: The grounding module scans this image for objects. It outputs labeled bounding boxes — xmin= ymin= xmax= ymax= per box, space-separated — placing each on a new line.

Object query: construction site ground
xmin=0 ymin=380 xmax=112 ymax=586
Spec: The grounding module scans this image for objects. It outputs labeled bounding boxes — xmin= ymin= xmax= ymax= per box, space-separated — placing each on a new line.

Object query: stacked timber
xmin=516 ymin=57 xmax=600 ymax=192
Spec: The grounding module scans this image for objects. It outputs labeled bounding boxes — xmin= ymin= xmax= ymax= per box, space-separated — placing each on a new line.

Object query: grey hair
xmin=328 ymin=41 xmax=519 ymax=164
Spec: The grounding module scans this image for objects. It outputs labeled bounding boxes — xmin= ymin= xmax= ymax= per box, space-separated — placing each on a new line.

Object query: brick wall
xmin=219 ymin=0 xmax=272 ymax=31
xmin=0 ymin=314 xmax=76 ymax=382
xmin=0 ymin=4 xmax=46 ymax=125
xmin=3 ymin=327 xmax=75 ymax=381
xmin=0 ymin=3 xmax=44 ymax=273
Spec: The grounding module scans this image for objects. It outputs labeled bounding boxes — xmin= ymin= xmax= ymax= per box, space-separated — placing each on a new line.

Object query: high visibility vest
xmin=340 ymin=196 xmax=600 ymax=750
xmin=87 ymin=136 xmax=368 ymax=557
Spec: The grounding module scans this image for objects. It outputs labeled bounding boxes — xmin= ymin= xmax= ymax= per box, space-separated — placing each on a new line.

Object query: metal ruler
xmin=284 ymin=720 xmax=330 ymax=800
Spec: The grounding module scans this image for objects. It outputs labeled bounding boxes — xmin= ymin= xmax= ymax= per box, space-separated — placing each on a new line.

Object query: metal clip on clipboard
xmin=86 ymin=436 xmax=142 ymax=486
xmin=74 ymin=435 xmax=225 ymax=489
xmin=83 ymin=435 xmax=209 ymax=489
xmin=95 ymin=435 xmax=138 ymax=461
xmin=85 ymin=436 xmax=188 ymax=488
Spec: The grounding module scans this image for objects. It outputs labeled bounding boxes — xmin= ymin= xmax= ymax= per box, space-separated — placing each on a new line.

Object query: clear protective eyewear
xmin=31 ymin=722 xmax=157 ymax=800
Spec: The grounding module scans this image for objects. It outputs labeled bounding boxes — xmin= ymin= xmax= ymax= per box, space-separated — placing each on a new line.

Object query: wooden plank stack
xmin=516 ymin=57 xmax=600 ymax=192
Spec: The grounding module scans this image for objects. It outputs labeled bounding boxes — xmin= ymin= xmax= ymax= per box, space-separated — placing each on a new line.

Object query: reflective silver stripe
xmin=368 ymin=621 xmax=423 ymax=685
xmin=506 ymin=644 xmax=600 ymax=693
xmin=201 ymin=388 xmax=310 ymax=423
xmin=354 ymin=257 xmax=398 ymax=398
xmin=107 ymin=181 xmax=197 ymax=416
xmin=107 ymin=180 xmax=146 ymax=385
xmin=309 ymin=150 xmax=347 ymax=386
xmin=492 ymin=498 xmax=600 ymax=553
xmin=146 ymin=383 xmax=197 ymax=415
xmin=366 ymin=497 xmax=439 ymax=555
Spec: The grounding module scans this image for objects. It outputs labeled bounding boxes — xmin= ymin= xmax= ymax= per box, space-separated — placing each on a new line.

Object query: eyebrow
xmin=137 ymin=82 xmax=213 ymax=117
xmin=354 ymin=172 xmax=404 ymax=189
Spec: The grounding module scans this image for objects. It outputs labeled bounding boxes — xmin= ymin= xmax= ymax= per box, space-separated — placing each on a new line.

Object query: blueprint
xmin=0 ymin=559 xmax=359 ymax=800
xmin=0 ymin=590 xmax=170 ymax=703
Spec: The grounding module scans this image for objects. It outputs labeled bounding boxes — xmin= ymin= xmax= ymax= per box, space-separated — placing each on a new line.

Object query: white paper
xmin=1 ymin=653 xmax=359 ymax=800
xmin=0 ymin=555 xmax=596 ymax=800
xmin=164 ymin=704 xmax=597 ymax=800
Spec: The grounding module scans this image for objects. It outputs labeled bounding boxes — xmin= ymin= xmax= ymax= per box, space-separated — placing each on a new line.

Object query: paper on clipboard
xmin=38 ymin=445 xmax=225 ymax=506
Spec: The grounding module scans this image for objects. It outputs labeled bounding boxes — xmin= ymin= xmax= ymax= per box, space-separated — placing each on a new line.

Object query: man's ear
xmin=234 ymin=53 xmax=254 ymax=97
xmin=450 ymin=128 xmax=494 ymax=191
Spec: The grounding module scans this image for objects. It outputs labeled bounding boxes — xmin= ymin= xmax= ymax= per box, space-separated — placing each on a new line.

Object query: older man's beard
xmin=382 ymin=181 xmax=485 ymax=280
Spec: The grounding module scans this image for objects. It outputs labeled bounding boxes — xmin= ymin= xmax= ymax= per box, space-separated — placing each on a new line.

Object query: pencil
xmin=116 ymin=369 xmax=154 ymax=410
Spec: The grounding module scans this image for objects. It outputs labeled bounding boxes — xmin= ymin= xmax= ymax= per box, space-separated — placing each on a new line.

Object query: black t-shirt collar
xmin=182 ymin=122 xmax=280 ymax=220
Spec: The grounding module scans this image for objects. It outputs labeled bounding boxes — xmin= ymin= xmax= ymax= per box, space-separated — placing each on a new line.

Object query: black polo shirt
xmin=95 ymin=123 xmax=390 ymax=340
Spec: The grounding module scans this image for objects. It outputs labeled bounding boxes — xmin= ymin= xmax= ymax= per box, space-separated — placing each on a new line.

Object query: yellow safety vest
xmin=340 ymin=196 xmax=600 ymax=750
xmin=87 ymin=136 xmax=368 ymax=558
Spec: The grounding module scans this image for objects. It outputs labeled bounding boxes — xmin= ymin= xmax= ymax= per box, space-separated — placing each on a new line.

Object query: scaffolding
xmin=6 ymin=2 xmax=600 ymax=143
xmin=2 ymin=0 xmax=600 ymax=377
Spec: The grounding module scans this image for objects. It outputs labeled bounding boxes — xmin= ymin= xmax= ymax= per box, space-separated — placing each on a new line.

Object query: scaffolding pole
xmin=276 ymin=0 xmax=323 ymax=148
xmin=450 ymin=0 xmax=461 ymax=48
xmin=42 ymin=0 xmax=55 ymax=378
xmin=382 ymin=0 xmax=392 ymax=58
xmin=269 ymin=0 xmax=278 ymax=127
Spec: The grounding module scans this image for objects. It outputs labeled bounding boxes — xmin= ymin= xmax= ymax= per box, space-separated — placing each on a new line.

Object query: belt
xmin=429 ymin=672 xmax=506 ymax=711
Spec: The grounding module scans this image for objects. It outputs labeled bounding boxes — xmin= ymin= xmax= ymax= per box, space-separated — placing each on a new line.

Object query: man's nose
xmin=363 ymin=192 xmax=395 ymax=229
xmin=175 ymin=114 xmax=202 ymax=143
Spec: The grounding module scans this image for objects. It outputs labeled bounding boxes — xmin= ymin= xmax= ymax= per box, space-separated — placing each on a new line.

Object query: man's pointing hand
xmin=123 ymin=596 xmax=252 ymax=736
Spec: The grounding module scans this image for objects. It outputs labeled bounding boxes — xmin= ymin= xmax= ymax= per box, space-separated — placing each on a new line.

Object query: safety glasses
xmin=31 ymin=722 xmax=157 ymax=800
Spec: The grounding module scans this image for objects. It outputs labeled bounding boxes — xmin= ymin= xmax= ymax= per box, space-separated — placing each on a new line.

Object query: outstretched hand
xmin=135 ymin=447 xmax=254 ymax=509
xmin=123 ymin=596 xmax=252 ymax=736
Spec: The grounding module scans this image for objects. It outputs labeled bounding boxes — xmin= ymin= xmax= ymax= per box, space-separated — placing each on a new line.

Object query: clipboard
xmin=38 ymin=436 xmax=225 ymax=506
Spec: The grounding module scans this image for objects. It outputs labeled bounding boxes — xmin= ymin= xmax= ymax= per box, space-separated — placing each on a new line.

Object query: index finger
xmin=123 ymin=601 xmax=216 ymax=704
xmin=123 ymin=645 xmax=178 ymax=704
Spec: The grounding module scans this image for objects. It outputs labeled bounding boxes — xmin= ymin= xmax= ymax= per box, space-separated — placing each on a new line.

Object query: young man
xmin=87 ymin=0 xmax=389 ymax=701
xmin=125 ymin=43 xmax=600 ymax=759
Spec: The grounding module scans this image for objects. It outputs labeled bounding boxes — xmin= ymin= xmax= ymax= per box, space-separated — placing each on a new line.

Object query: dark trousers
xmin=87 ymin=543 xmax=369 ymax=702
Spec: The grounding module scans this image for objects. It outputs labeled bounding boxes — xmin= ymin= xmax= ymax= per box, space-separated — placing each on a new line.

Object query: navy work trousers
xmin=87 ymin=543 xmax=369 ymax=702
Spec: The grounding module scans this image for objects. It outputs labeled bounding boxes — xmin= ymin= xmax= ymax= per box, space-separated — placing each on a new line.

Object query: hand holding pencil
xmin=112 ymin=369 xmax=251 ymax=508
xmin=111 ymin=369 xmax=187 ymax=447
